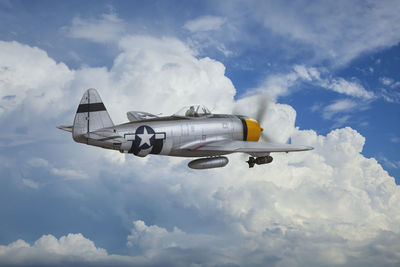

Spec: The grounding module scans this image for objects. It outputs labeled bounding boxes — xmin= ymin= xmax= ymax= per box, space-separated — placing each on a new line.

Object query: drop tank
xmin=188 ymin=156 xmax=229 ymax=169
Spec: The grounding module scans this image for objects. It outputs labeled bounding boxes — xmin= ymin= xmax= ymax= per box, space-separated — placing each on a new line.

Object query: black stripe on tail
xmin=77 ymin=103 xmax=106 ymax=113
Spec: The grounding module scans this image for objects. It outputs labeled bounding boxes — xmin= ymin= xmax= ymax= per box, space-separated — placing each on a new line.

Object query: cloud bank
xmin=0 ymin=36 xmax=399 ymax=266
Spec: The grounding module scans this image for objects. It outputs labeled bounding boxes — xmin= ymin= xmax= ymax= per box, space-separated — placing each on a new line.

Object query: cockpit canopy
xmin=174 ymin=104 xmax=212 ymax=117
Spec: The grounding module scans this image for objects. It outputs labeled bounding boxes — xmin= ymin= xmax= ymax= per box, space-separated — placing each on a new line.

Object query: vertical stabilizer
xmin=73 ymin=88 xmax=114 ymax=143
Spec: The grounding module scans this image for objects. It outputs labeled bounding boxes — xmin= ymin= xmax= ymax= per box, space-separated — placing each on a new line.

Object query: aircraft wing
xmin=191 ymin=140 xmax=313 ymax=153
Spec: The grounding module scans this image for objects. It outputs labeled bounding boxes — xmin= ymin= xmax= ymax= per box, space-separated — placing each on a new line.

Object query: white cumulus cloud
xmin=0 ymin=37 xmax=399 ymax=267
xmin=80 ymin=35 xmax=236 ymax=123
xmin=127 ymin=220 xmax=216 ymax=251
xmin=0 ymin=234 xmax=110 ymax=266
xmin=0 ymin=41 xmax=74 ymax=118
xmin=65 ymin=12 xmax=125 ymax=43
xmin=183 ymin=15 xmax=227 ymax=32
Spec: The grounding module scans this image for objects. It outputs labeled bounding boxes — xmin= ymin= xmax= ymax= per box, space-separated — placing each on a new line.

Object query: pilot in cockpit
xmin=185 ymin=106 xmax=196 ymax=117
xmin=175 ymin=104 xmax=211 ymax=118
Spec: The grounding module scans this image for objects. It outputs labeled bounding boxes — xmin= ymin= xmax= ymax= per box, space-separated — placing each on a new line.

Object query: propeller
xmin=255 ymin=95 xmax=275 ymax=143
xmin=232 ymin=94 xmax=276 ymax=143
xmin=255 ymin=95 xmax=269 ymax=126
xmin=232 ymin=94 xmax=276 ymax=161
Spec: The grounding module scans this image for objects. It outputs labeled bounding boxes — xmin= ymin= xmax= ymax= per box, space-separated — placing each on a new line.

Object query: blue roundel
xmin=134 ymin=125 xmax=155 ymax=150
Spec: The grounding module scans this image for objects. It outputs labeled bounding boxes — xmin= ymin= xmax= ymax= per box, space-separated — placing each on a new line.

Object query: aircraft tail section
xmin=72 ymin=88 xmax=114 ymax=143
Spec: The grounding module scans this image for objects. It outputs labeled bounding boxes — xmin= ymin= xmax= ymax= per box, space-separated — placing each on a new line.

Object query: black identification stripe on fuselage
xmin=150 ymin=139 xmax=163 ymax=154
xmin=128 ymin=139 xmax=164 ymax=155
xmin=77 ymin=103 xmax=106 ymax=113
xmin=240 ymin=118 xmax=248 ymax=141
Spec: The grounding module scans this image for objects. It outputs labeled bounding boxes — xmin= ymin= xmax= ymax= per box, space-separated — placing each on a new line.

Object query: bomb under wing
xmin=57 ymin=88 xmax=313 ymax=169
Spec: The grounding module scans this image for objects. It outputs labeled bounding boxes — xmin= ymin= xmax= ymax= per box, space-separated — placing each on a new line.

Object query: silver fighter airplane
xmin=57 ymin=89 xmax=313 ymax=169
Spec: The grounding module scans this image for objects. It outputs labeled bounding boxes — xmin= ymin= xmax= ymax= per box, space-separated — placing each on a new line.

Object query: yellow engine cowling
xmin=244 ymin=118 xmax=263 ymax=141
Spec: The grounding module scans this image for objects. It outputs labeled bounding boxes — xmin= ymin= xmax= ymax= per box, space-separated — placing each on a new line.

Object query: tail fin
xmin=73 ymin=88 xmax=114 ymax=142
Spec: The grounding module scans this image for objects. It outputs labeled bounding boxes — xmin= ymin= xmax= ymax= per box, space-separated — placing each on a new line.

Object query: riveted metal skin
xmin=71 ymin=113 xmax=247 ymax=157
xmin=113 ymin=115 xmax=245 ymax=157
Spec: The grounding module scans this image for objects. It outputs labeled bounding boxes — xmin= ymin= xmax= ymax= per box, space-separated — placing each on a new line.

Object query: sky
xmin=0 ymin=0 xmax=399 ymax=266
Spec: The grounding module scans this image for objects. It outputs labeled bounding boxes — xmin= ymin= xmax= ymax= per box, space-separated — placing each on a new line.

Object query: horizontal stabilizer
xmin=57 ymin=125 xmax=73 ymax=132
xmin=83 ymin=128 xmax=124 ymax=143
xmin=127 ymin=111 xmax=158 ymax=122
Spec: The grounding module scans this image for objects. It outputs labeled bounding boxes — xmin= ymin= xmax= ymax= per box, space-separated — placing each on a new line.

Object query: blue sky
xmin=0 ymin=0 xmax=400 ymax=266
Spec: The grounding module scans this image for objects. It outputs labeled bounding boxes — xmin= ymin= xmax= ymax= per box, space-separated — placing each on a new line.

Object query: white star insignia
xmin=137 ymin=127 xmax=154 ymax=148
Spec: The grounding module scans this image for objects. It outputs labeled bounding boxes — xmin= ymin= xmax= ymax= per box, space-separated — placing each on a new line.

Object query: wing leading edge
xmin=192 ymin=140 xmax=313 ymax=153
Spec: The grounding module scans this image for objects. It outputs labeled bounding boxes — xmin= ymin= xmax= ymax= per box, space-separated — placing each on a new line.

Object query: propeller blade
xmin=256 ymin=95 xmax=276 ymax=142
xmin=260 ymin=132 xmax=274 ymax=143
xmin=255 ymin=95 xmax=271 ymax=124
xmin=232 ymin=104 xmax=241 ymax=115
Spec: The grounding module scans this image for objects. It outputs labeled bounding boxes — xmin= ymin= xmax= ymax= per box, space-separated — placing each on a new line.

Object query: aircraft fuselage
xmin=78 ymin=114 xmax=254 ymax=158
